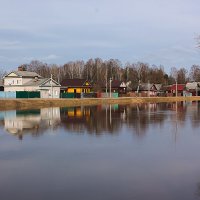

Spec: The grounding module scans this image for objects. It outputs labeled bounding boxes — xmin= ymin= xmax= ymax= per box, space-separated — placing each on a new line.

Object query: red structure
xmin=163 ymin=84 xmax=185 ymax=96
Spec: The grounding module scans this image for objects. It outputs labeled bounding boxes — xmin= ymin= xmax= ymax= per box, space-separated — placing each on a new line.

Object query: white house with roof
xmin=3 ymin=68 xmax=61 ymax=98
xmin=186 ymin=82 xmax=200 ymax=96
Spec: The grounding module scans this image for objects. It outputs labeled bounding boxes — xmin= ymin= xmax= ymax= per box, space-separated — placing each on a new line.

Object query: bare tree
xmin=170 ymin=67 xmax=178 ymax=83
xmin=148 ymin=65 xmax=165 ymax=84
xmin=27 ymin=60 xmax=49 ymax=77
xmin=14 ymin=58 xmax=182 ymax=90
xmin=177 ymin=67 xmax=188 ymax=83
xmin=189 ymin=65 xmax=200 ymax=82
xmin=0 ymin=69 xmax=7 ymax=79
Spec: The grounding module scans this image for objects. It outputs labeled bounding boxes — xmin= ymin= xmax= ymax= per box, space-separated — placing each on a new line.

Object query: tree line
xmin=1 ymin=58 xmax=200 ymax=90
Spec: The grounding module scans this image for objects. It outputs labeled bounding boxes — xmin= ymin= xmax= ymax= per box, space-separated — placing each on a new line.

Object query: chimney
xmin=18 ymin=65 xmax=26 ymax=71
xmin=18 ymin=66 xmax=23 ymax=71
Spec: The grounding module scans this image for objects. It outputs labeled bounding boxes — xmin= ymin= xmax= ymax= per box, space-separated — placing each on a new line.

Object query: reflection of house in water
xmin=61 ymin=107 xmax=91 ymax=133
xmin=4 ymin=110 xmax=41 ymax=138
xmin=40 ymin=107 xmax=61 ymax=127
xmin=2 ymin=103 xmax=198 ymax=140
xmin=3 ymin=107 xmax=60 ymax=139
xmin=61 ymin=105 xmax=127 ymax=135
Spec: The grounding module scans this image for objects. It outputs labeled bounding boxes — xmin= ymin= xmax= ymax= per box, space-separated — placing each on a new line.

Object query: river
xmin=0 ymin=102 xmax=200 ymax=200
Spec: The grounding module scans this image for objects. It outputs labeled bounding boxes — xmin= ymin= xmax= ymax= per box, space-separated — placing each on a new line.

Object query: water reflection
xmin=0 ymin=101 xmax=200 ymax=140
xmin=1 ymin=108 xmax=61 ymax=139
xmin=1 ymin=102 xmax=200 ymax=200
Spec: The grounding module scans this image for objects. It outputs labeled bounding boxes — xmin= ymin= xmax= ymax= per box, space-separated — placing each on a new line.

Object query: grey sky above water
xmin=0 ymin=0 xmax=200 ymax=72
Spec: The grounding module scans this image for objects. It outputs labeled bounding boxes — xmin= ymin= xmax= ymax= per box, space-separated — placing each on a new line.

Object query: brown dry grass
xmin=0 ymin=96 xmax=200 ymax=111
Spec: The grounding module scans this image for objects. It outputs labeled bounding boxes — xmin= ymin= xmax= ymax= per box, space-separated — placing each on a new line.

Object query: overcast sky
xmin=0 ymin=0 xmax=200 ymax=72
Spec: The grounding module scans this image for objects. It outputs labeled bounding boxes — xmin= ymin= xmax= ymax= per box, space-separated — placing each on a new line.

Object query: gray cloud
xmin=0 ymin=0 xmax=200 ymax=71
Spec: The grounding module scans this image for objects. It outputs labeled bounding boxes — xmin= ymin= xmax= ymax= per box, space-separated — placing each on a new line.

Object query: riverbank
xmin=0 ymin=96 xmax=200 ymax=111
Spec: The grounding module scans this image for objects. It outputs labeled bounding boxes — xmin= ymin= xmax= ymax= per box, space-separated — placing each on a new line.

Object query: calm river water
xmin=1 ymin=102 xmax=200 ymax=200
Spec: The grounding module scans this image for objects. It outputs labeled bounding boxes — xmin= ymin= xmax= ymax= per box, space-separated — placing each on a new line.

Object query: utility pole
xmin=51 ymin=74 xmax=53 ymax=98
xmin=106 ymin=67 xmax=108 ymax=97
xmin=137 ymin=80 xmax=140 ymax=96
xmin=176 ymin=80 xmax=178 ymax=97
xmin=109 ymin=77 xmax=112 ymax=98
xmin=196 ymin=84 xmax=198 ymax=96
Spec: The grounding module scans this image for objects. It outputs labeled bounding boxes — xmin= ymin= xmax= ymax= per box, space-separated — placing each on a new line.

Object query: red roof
xmin=170 ymin=84 xmax=185 ymax=91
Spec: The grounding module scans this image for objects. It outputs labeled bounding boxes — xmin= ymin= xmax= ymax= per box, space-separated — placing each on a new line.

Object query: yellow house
xmin=61 ymin=79 xmax=92 ymax=94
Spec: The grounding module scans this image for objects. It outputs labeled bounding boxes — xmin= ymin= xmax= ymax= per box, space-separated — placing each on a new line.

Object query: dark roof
xmin=132 ymin=83 xmax=162 ymax=91
xmin=132 ymin=83 xmax=152 ymax=91
xmin=61 ymin=79 xmax=91 ymax=87
xmin=111 ymin=80 xmax=124 ymax=88
xmin=101 ymin=80 xmax=126 ymax=88
xmin=161 ymin=85 xmax=172 ymax=91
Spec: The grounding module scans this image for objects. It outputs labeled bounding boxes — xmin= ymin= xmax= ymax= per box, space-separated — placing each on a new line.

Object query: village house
xmin=185 ymin=82 xmax=200 ymax=96
xmin=60 ymin=79 xmax=92 ymax=98
xmin=3 ymin=67 xmax=61 ymax=98
xmin=162 ymin=84 xmax=185 ymax=96
xmin=101 ymin=80 xmax=127 ymax=95
xmin=132 ymin=83 xmax=162 ymax=97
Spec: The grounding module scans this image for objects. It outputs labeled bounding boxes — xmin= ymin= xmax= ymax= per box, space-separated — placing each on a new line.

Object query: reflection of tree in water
xmin=195 ymin=182 xmax=200 ymax=198
xmin=190 ymin=101 xmax=200 ymax=129
xmin=60 ymin=105 xmax=124 ymax=135
xmin=126 ymin=103 xmax=168 ymax=137
xmin=85 ymin=105 xmax=121 ymax=135
xmin=60 ymin=103 xmax=184 ymax=137
xmin=61 ymin=102 xmax=200 ymax=136
xmin=1 ymin=101 xmax=199 ymax=139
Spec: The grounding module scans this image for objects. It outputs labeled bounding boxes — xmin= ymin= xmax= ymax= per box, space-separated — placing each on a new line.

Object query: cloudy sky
xmin=0 ymin=0 xmax=200 ymax=72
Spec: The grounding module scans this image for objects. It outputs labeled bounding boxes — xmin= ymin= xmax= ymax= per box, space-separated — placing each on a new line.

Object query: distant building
xmin=162 ymin=84 xmax=185 ymax=96
xmin=132 ymin=83 xmax=162 ymax=97
xmin=3 ymin=67 xmax=61 ymax=98
xmin=60 ymin=79 xmax=92 ymax=98
xmin=101 ymin=80 xmax=127 ymax=94
xmin=186 ymin=82 xmax=200 ymax=96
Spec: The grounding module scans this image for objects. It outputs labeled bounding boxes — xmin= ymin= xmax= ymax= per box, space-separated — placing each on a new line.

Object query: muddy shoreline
xmin=0 ymin=96 xmax=200 ymax=111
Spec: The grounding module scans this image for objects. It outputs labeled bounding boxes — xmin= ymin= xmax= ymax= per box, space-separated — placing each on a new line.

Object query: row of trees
xmin=2 ymin=58 xmax=200 ymax=88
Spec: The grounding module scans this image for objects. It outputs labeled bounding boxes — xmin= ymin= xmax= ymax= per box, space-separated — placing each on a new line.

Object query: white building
xmin=4 ymin=68 xmax=61 ymax=98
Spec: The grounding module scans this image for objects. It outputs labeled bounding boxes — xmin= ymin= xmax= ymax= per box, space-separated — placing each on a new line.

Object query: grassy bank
xmin=0 ymin=96 xmax=200 ymax=111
